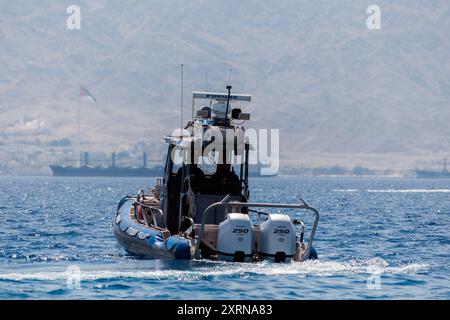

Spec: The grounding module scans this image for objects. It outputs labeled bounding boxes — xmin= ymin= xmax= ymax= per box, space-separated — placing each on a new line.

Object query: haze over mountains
xmin=1 ymin=0 xmax=449 ymax=174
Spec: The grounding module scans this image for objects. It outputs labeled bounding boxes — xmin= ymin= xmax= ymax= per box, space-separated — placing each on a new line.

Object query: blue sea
xmin=0 ymin=176 xmax=448 ymax=299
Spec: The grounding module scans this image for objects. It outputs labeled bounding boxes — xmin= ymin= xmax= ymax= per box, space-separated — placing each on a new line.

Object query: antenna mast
xmin=223 ymin=66 xmax=233 ymax=125
xmin=180 ymin=64 xmax=184 ymax=137
xmin=225 ymin=85 xmax=232 ymax=124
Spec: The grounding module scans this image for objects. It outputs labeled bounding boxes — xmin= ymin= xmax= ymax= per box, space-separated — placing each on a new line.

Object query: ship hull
xmin=50 ymin=165 xmax=163 ymax=177
xmin=416 ymin=170 xmax=450 ymax=179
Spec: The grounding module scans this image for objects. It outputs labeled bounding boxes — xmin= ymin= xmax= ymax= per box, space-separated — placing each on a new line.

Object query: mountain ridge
xmin=0 ymin=0 xmax=449 ymax=173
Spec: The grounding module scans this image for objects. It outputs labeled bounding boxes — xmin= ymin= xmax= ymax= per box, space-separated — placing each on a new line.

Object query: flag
xmin=79 ymin=85 xmax=97 ymax=102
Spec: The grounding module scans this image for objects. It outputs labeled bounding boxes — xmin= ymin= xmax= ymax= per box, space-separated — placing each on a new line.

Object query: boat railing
xmin=194 ymin=195 xmax=319 ymax=261
xmin=132 ymin=198 xmax=167 ymax=229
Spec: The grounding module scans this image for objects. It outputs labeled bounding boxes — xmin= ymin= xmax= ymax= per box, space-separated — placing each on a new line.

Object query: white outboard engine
xmin=217 ymin=213 xmax=253 ymax=262
xmin=259 ymin=214 xmax=296 ymax=262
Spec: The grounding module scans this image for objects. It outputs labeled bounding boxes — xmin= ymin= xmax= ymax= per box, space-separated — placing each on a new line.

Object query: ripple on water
xmin=0 ymin=176 xmax=449 ymax=299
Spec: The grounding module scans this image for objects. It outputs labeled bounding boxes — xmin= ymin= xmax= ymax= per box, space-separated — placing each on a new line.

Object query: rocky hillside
xmin=0 ymin=0 xmax=449 ymax=173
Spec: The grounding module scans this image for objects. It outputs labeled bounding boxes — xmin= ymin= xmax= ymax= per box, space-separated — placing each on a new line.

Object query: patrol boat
xmin=114 ymin=87 xmax=319 ymax=262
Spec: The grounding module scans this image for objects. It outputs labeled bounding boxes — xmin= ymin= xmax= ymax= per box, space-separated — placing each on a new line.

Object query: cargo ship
xmin=50 ymin=152 xmax=164 ymax=177
xmin=416 ymin=158 xmax=450 ymax=179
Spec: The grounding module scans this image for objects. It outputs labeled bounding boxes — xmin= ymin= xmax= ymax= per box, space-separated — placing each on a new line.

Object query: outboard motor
xmin=217 ymin=214 xmax=253 ymax=262
xmin=259 ymin=214 xmax=296 ymax=262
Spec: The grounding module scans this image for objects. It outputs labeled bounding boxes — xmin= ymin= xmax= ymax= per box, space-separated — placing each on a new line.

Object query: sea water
xmin=0 ymin=176 xmax=448 ymax=299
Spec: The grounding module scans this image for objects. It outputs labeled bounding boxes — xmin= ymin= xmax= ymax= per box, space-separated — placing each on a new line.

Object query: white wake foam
xmin=0 ymin=258 xmax=430 ymax=281
xmin=334 ymin=189 xmax=450 ymax=193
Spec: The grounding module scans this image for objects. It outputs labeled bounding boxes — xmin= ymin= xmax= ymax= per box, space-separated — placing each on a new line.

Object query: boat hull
xmin=113 ymin=198 xmax=191 ymax=259
xmin=113 ymin=197 xmax=318 ymax=261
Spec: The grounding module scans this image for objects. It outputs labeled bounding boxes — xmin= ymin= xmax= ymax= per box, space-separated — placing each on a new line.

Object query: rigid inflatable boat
xmin=114 ymin=87 xmax=319 ymax=262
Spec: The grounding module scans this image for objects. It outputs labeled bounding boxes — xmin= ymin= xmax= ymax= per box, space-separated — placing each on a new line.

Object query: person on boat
xmin=210 ymin=164 xmax=241 ymax=195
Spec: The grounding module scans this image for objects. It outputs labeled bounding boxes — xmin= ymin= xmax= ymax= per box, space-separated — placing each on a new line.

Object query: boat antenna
xmin=223 ymin=65 xmax=233 ymax=124
xmin=225 ymin=85 xmax=232 ymax=124
xmin=180 ymin=63 xmax=184 ymax=138
xmin=205 ymin=71 xmax=208 ymax=91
